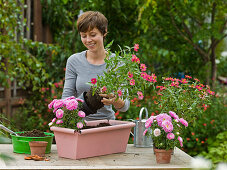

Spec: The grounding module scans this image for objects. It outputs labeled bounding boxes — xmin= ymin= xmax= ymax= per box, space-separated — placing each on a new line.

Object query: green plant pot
xmin=10 ymin=132 xmax=54 ymax=154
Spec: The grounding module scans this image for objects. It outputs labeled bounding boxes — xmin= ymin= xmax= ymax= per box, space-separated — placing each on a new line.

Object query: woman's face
xmin=80 ymin=27 xmax=105 ymax=52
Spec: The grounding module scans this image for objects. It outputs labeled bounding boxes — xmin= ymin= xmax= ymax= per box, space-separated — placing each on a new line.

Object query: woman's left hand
xmin=99 ymin=93 xmax=125 ymax=109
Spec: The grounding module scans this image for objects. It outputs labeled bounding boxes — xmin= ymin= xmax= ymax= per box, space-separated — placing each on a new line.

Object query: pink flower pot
xmin=50 ymin=120 xmax=135 ymax=159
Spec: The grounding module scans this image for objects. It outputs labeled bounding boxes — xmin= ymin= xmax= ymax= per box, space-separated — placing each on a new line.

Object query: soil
xmin=85 ymin=87 xmax=104 ymax=112
xmin=19 ymin=129 xmax=48 ymax=137
xmin=82 ymin=122 xmax=111 ymax=130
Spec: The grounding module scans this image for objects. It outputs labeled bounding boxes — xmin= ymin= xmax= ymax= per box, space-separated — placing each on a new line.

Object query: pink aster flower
xmin=48 ymin=99 xmax=57 ymax=109
xmin=77 ymin=122 xmax=83 ymax=129
xmin=78 ymin=111 xmax=86 ymax=118
xmin=178 ymin=136 xmax=183 ymax=147
xmin=153 ymin=128 xmax=161 ymax=137
xmin=162 ymin=120 xmax=173 ymax=133
xmin=53 ymin=99 xmax=64 ymax=109
xmin=91 ymin=78 xmax=97 ymax=85
xmin=64 ymin=96 xmax=76 ymax=101
xmin=169 ymin=111 xmax=179 ymax=120
xmin=137 ymin=91 xmax=144 ymax=100
xmin=140 ymin=64 xmax=147 ymax=71
xmin=143 ymin=129 xmax=148 ymax=136
xmin=167 ymin=133 xmax=175 ymax=140
xmin=130 ymin=79 xmax=135 ymax=85
xmin=101 ymin=86 xmax=107 ymax=93
xmin=66 ymin=99 xmax=78 ymax=110
xmin=76 ymin=98 xmax=84 ymax=103
xmin=56 ymin=120 xmax=63 ymax=124
xmin=134 ymin=44 xmax=139 ymax=52
xmin=156 ymin=113 xmax=172 ymax=127
xmin=51 ymin=118 xmax=56 ymax=123
xmin=179 ymin=118 xmax=188 ymax=127
xmin=117 ymin=90 xmax=122 ymax=97
xmin=145 ymin=116 xmax=154 ymax=128
xmin=128 ymin=72 xmax=133 ymax=78
xmin=56 ymin=109 xmax=64 ymax=119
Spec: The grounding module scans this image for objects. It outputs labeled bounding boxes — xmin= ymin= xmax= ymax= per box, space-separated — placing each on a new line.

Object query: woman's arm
xmin=62 ymin=57 xmax=77 ymax=99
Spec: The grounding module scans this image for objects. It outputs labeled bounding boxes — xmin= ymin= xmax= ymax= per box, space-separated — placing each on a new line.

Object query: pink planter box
xmin=50 ymin=120 xmax=135 ymax=159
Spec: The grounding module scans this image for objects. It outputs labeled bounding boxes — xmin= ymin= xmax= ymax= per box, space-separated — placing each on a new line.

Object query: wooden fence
xmin=0 ymin=0 xmax=53 ymax=118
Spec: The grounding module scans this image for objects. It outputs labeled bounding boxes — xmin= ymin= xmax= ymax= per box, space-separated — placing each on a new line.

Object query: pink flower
xmin=128 ymin=72 xmax=133 ymax=78
xmin=162 ymin=120 xmax=173 ymax=133
xmin=143 ymin=129 xmax=148 ymax=136
xmin=117 ymin=90 xmax=122 ymax=97
xmin=78 ymin=111 xmax=86 ymax=118
xmin=130 ymin=79 xmax=135 ymax=85
xmin=48 ymin=99 xmax=57 ymax=109
xmin=179 ymin=118 xmax=188 ymax=127
xmin=91 ymin=78 xmax=97 ymax=85
xmin=53 ymin=99 xmax=64 ymax=109
xmin=101 ymin=86 xmax=107 ymax=93
xmin=66 ymin=99 xmax=78 ymax=110
xmin=169 ymin=111 xmax=179 ymax=120
xmin=145 ymin=116 xmax=155 ymax=128
xmin=77 ymin=122 xmax=83 ymax=129
xmin=76 ymin=98 xmax=84 ymax=103
xmin=178 ymin=136 xmax=183 ymax=147
xmin=141 ymin=72 xmax=148 ymax=79
xmin=181 ymin=78 xmax=187 ymax=84
xmin=185 ymin=75 xmax=192 ymax=79
xmin=56 ymin=120 xmax=63 ymax=124
xmin=56 ymin=109 xmax=64 ymax=119
xmin=167 ymin=133 xmax=175 ymax=140
xmin=140 ymin=64 xmax=147 ymax=71
xmin=153 ymin=128 xmax=161 ymax=137
xmin=64 ymin=96 xmax=76 ymax=100
xmin=131 ymin=55 xmax=140 ymax=64
xmin=156 ymin=113 xmax=172 ymax=127
xmin=134 ymin=44 xmax=139 ymax=52
xmin=137 ymin=91 xmax=144 ymax=100
xmin=51 ymin=118 xmax=56 ymax=123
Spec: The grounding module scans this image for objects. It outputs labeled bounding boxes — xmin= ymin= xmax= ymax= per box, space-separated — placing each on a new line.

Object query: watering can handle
xmin=139 ymin=107 xmax=148 ymax=120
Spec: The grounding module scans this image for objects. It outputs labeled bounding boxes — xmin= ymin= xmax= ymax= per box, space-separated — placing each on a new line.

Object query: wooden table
xmin=0 ymin=144 xmax=193 ymax=170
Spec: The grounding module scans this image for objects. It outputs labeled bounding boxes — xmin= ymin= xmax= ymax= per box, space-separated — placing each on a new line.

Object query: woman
xmin=62 ymin=11 xmax=130 ymax=121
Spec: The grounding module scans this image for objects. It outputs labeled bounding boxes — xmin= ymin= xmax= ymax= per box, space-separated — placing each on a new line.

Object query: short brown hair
xmin=77 ymin=11 xmax=108 ymax=36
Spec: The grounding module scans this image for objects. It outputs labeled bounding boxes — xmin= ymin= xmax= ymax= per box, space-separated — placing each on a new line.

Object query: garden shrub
xmin=12 ymin=80 xmax=64 ymax=132
xmin=200 ymin=131 xmax=227 ymax=168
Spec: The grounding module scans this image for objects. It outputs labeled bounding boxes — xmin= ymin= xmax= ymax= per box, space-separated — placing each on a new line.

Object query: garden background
xmin=0 ymin=0 xmax=226 ymax=168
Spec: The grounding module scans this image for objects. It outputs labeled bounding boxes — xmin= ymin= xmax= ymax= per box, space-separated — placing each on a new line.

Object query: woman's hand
xmin=99 ymin=93 xmax=125 ymax=109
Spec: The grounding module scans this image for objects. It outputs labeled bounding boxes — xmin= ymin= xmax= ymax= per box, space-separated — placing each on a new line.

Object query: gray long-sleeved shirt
xmin=62 ymin=51 xmax=130 ymax=120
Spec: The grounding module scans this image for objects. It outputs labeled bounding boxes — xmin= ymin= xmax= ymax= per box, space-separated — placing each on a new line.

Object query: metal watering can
xmin=131 ymin=107 xmax=153 ymax=148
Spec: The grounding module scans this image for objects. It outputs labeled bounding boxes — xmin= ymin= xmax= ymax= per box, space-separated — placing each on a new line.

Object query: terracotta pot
xmin=154 ymin=148 xmax=173 ymax=164
xmin=29 ymin=141 xmax=48 ymax=157
xmin=50 ymin=120 xmax=135 ymax=159
xmin=153 ymin=146 xmax=174 ymax=155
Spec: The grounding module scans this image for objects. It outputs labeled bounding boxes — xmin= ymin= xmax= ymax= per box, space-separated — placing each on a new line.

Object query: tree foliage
xmin=137 ymin=0 xmax=227 ymax=86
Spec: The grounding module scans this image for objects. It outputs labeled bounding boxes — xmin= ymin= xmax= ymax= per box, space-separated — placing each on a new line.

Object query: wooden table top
xmin=0 ymin=144 xmax=193 ymax=170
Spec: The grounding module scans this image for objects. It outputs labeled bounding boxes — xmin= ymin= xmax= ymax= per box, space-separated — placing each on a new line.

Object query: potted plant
xmin=144 ymin=111 xmax=189 ymax=164
xmin=48 ymin=87 xmax=135 ymax=160
xmin=84 ymin=43 xmax=157 ymax=114
xmin=143 ymin=76 xmax=215 ymax=163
